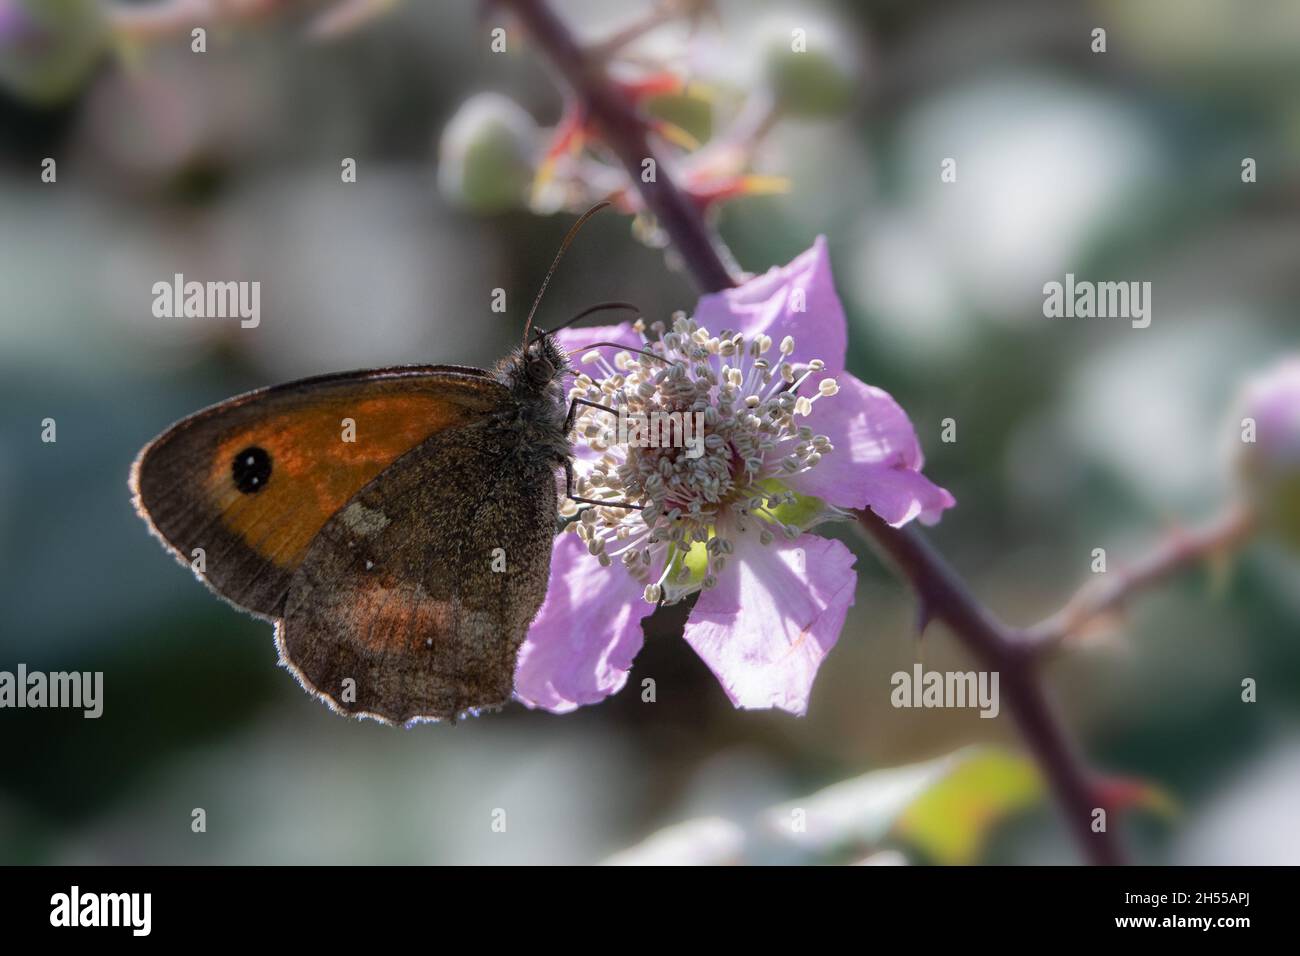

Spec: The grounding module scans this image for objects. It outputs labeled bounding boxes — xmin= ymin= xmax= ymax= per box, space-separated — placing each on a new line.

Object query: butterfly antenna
xmin=521 ymin=200 xmax=612 ymax=352
xmin=561 ymin=341 xmax=670 ymax=382
xmin=576 ymin=341 xmax=673 ymax=365
xmin=532 ymin=300 xmax=641 ymax=343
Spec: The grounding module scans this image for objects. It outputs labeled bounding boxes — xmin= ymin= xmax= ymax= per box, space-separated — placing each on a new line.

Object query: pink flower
xmin=0 ymin=1 xmax=44 ymax=49
xmin=516 ymin=239 xmax=954 ymax=716
xmin=1239 ymin=357 xmax=1300 ymax=472
xmin=1236 ymin=356 xmax=1300 ymax=547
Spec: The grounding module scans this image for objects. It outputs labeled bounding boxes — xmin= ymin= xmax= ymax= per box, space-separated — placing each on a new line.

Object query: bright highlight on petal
xmin=694 ymin=235 xmax=847 ymax=374
xmin=684 ymin=533 xmax=857 ymax=715
xmin=788 ymin=373 xmax=954 ymax=525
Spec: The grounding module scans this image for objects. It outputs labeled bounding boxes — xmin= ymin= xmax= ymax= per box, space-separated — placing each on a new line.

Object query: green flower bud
xmin=437 ymin=93 xmax=537 ymax=214
xmin=643 ymin=90 xmax=712 ymax=147
xmin=0 ymin=0 xmax=107 ymax=107
xmin=754 ymin=13 xmax=863 ymax=118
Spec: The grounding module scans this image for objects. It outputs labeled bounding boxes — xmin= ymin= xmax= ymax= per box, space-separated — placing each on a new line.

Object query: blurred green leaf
xmin=644 ymin=92 xmax=713 ymax=147
xmin=895 ymin=748 xmax=1044 ymax=865
xmin=763 ymin=752 xmax=957 ymax=855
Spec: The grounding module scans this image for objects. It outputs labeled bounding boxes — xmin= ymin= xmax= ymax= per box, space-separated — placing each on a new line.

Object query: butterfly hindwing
xmin=278 ymin=415 xmax=561 ymax=723
xmin=130 ymin=366 xmax=505 ymax=619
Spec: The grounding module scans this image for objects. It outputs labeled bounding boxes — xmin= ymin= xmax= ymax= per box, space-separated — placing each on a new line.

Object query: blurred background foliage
xmin=0 ymin=0 xmax=1298 ymax=864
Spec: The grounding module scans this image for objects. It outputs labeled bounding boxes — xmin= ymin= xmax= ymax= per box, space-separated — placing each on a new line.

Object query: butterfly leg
xmin=563 ymin=458 xmax=644 ymax=511
xmin=561 ymin=397 xmax=643 ymax=511
xmin=564 ymin=396 xmax=620 ymax=435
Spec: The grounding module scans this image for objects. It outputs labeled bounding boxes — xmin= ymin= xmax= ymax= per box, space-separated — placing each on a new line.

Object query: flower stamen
xmin=566 ymin=315 xmax=840 ymax=603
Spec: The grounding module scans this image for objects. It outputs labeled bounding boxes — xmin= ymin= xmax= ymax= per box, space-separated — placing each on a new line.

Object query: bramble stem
xmin=505 ymin=0 xmax=737 ymax=291
xmin=857 ymin=517 xmax=1122 ymax=864
xmin=501 ymin=0 xmax=1136 ymax=864
xmin=1025 ymin=507 xmax=1255 ymax=652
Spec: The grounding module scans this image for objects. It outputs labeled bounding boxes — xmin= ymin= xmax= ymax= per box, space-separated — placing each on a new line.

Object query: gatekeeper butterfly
xmin=130 ymin=203 xmax=640 ymax=724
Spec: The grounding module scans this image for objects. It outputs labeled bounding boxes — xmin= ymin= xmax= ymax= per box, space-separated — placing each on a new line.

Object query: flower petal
xmin=515 ymin=532 xmax=650 ymax=713
xmin=787 ymin=371 xmax=955 ymax=526
xmin=1242 ymin=356 xmax=1300 ymax=467
xmin=552 ymin=321 xmax=643 ymax=361
xmin=693 ymin=235 xmax=847 ymax=373
xmin=683 ymin=532 xmax=857 ymax=715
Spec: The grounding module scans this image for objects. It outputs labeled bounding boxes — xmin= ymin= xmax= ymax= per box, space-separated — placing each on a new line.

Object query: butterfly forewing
xmin=130 ymin=366 xmax=505 ymax=618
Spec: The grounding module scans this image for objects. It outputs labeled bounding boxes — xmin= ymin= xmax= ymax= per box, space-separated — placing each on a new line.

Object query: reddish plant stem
xmin=860 ymin=517 xmax=1122 ymax=865
xmin=505 ymin=0 xmax=737 ymax=292
xmin=1025 ymin=506 xmax=1255 ymax=651
xmin=501 ymin=0 xmax=1124 ymax=865
xmin=588 ymin=3 xmax=673 ymax=60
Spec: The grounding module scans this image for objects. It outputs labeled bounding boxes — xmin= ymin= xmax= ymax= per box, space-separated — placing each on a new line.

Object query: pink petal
xmin=693 ymin=235 xmax=847 ymax=374
xmin=552 ymin=321 xmax=643 ymax=363
xmin=787 ymin=371 xmax=955 ymax=526
xmin=0 ymin=3 xmax=40 ymax=46
xmin=683 ymin=532 xmax=857 ymax=715
xmin=515 ymin=532 xmax=650 ymax=713
xmin=1243 ymin=356 xmax=1300 ymax=466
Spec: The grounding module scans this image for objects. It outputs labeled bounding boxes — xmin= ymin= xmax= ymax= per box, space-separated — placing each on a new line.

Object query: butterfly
xmin=130 ymin=203 xmax=644 ymax=725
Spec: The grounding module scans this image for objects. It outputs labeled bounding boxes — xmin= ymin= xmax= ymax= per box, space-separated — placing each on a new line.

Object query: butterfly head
xmin=497 ymin=332 xmax=570 ymax=399
xmin=527 ymin=332 xmax=569 ymax=381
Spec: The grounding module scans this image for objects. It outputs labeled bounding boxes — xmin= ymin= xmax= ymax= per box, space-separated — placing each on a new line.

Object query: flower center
xmin=564 ymin=313 xmax=840 ymax=604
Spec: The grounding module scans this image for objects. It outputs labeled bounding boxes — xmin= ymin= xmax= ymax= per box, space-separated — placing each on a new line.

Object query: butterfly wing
xmin=130 ymin=365 xmax=505 ymax=618
xmin=277 ymin=416 xmax=561 ymax=723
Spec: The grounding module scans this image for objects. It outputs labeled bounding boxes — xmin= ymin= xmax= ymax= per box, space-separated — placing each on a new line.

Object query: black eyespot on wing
xmin=232 ymin=445 xmax=272 ymax=494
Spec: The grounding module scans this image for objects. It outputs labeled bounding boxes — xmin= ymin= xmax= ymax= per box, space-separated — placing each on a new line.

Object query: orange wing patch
xmin=206 ymin=393 xmax=478 ymax=568
xmin=132 ymin=366 xmax=507 ymax=618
